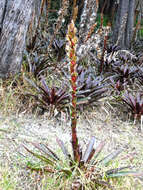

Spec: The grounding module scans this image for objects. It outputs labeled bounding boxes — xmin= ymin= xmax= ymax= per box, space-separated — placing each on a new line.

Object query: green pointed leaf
xmin=60 ymin=169 xmax=72 ymax=176
xmin=56 ymin=137 xmax=72 ymax=160
xmin=23 ymin=145 xmax=54 ymax=166
xmin=27 ymin=161 xmax=43 ymax=171
xmin=82 ymin=136 xmax=95 ymax=163
xmin=77 ymin=97 xmax=90 ymax=105
xmin=23 ymin=75 xmax=40 ymax=91
xmin=30 ymin=142 xmax=59 ymax=161
xmin=91 ymin=141 xmax=105 ymax=164
xmin=27 ymin=162 xmax=55 ymax=173
xmin=100 ymin=148 xmax=123 ymax=166
xmin=106 ymin=166 xmax=131 ymax=175
xmin=107 ymin=171 xmax=143 ymax=178
xmin=42 ymin=143 xmax=60 ymax=161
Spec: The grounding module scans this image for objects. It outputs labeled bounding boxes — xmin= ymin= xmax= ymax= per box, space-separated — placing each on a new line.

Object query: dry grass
xmin=0 ymin=75 xmax=142 ymax=189
xmin=0 ymin=100 xmax=143 ymax=189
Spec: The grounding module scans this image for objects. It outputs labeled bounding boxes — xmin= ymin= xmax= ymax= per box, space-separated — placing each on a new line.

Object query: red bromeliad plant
xmin=66 ymin=20 xmax=81 ymax=163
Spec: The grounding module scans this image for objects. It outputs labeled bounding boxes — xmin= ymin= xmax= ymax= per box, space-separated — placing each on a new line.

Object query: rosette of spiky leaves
xmin=24 ymin=137 xmax=143 ymax=189
xmin=101 ymin=59 xmax=113 ymax=73
xmin=138 ymin=75 xmax=143 ymax=85
xmin=112 ymin=65 xmax=138 ymax=83
xmin=136 ymin=67 xmax=143 ymax=85
xmin=110 ymin=78 xmax=127 ymax=94
xmin=106 ymin=44 xmax=120 ymax=54
xmin=101 ymin=45 xmax=120 ymax=73
xmin=24 ymin=77 xmax=69 ymax=112
xmin=121 ymin=92 xmax=143 ymax=119
xmin=39 ymin=78 xmax=69 ymax=108
xmin=66 ymin=20 xmax=81 ymax=163
xmin=23 ymin=53 xmax=52 ymax=79
xmin=76 ymin=67 xmax=107 ymax=105
xmin=52 ymin=39 xmax=66 ymax=61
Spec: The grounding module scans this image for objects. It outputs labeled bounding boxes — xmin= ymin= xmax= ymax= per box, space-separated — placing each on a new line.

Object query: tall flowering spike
xmin=66 ymin=20 xmax=81 ymax=163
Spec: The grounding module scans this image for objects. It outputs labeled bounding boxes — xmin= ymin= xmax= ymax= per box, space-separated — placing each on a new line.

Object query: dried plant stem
xmin=132 ymin=20 xmax=140 ymax=44
xmin=72 ymin=0 xmax=77 ymax=16
xmin=48 ymin=0 xmax=69 ymax=49
xmin=100 ymin=0 xmax=107 ymax=29
xmin=38 ymin=0 xmax=45 ymax=26
xmin=100 ymin=26 xmax=110 ymax=72
xmin=100 ymin=35 xmax=108 ymax=72
xmin=46 ymin=0 xmax=51 ymax=18
xmin=72 ymin=0 xmax=78 ymax=22
xmin=46 ymin=0 xmax=51 ymax=24
xmin=84 ymin=23 xmax=97 ymax=43
xmin=81 ymin=0 xmax=99 ymax=36
xmin=27 ymin=0 xmax=46 ymax=51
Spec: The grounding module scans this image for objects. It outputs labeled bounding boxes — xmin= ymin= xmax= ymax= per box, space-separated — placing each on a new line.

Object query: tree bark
xmin=0 ymin=0 xmax=40 ymax=78
xmin=125 ymin=0 xmax=135 ymax=47
xmin=113 ymin=0 xmax=135 ymax=49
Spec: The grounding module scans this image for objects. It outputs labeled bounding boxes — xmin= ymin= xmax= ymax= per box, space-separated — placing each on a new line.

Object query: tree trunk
xmin=0 ymin=0 xmax=40 ymax=78
xmin=113 ymin=0 xmax=135 ymax=49
xmin=125 ymin=0 xmax=135 ymax=47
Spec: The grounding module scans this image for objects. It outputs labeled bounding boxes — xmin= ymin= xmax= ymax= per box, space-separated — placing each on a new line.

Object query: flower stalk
xmin=66 ymin=20 xmax=80 ymax=163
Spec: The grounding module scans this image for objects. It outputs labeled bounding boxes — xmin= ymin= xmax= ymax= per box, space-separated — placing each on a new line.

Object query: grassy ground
xmin=0 ymin=101 xmax=143 ymax=189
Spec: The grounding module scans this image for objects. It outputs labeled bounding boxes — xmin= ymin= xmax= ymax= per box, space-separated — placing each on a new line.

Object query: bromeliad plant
xmin=136 ymin=67 xmax=143 ymax=85
xmin=121 ymin=92 xmax=143 ymax=120
xmin=23 ymin=76 xmax=69 ymax=114
xmin=76 ymin=67 xmax=107 ymax=105
xmin=24 ymin=20 xmax=143 ymax=189
xmin=22 ymin=54 xmax=50 ymax=79
xmin=110 ymin=78 xmax=127 ymax=94
xmin=24 ymin=138 xmax=143 ymax=189
xmin=112 ymin=65 xmax=138 ymax=84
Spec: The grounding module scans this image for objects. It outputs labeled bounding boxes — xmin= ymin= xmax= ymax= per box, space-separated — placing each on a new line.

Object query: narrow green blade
xmin=30 ymin=142 xmax=59 ymax=161
xmin=56 ymin=137 xmax=72 ymax=160
xmin=42 ymin=143 xmax=60 ymax=160
xmin=82 ymin=136 xmax=95 ymax=163
xmin=91 ymin=141 xmax=105 ymax=164
xmin=77 ymin=97 xmax=90 ymax=105
xmin=106 ymin=166 xmax=131 ymax=175
xmin=27 ymin=162 xmax=55 ymax=173
xmin=60 ymin=169 xmax=72 ymax=176
xmin=23 ymin=145 xmax=54 ymax=166
xmin=100 ymin=148 xmax=123 ymax=166
xmin=107 ymin=171 xmax=143 ymax=178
